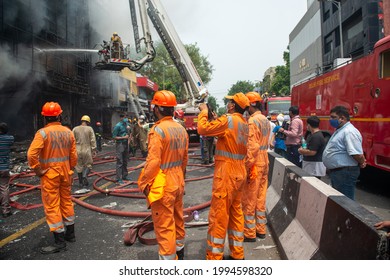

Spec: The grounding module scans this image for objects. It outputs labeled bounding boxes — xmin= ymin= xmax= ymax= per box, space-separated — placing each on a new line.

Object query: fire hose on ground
xmin=8 ymin=150 xmax=214 ymax=246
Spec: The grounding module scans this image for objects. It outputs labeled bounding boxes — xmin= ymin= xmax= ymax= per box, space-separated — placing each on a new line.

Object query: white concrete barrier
xmin=266 ymin=152 xmax=386 ymax=260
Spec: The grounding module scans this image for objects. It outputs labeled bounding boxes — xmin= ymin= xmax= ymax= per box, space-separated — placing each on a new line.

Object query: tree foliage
xmin=217 ymin=107 xmax=226 ymax=116
xmin=224 ymin=80 xmax=254 ymax=104
xmin=269 ymin=50 xmax=290 ymax=96
xmin=207 ymin=95 xmax=218 ymax=113
xmin=140 ymin=41 xmax=214 ymax=102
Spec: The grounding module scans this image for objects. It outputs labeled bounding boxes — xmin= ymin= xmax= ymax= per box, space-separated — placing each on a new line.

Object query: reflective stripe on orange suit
xmin=242 ymin=111 xmax=271 ymax=238
xmin=197 ymin=111 xmax=248 ymax=260
xmin=138 ymin=116 xmax=189 ymax=260
xmin=27 ymin=122 xmax=78 ymax=233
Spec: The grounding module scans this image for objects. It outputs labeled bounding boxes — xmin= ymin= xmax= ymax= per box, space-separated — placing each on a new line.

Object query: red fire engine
xmin=262 ymin=95 xmax=291 ymax=122
xmin=291 ymin=35 xmax=390 ymax=172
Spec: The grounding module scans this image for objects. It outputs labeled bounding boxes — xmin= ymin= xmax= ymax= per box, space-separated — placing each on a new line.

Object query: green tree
xmin=207 ymin=96 xmax=218 ymax=112
xmin=217 ymin=107 xmax=226 ymax=116
xmin=269 ymin=50 xmax=290 ymax=96
xmin=224 ymin=80 xmax=254 ymax=104
xmin=140 ymin=41 xmax=214 ymax=102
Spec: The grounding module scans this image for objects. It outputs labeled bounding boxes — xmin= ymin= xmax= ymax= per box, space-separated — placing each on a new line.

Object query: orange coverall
xmin=138 ymin=116 xmax=189 ymax=260
xmin=197 ymin=110 xmax=248 ymax=260
xmin=242 ymin=111 xmax=271 ymax=239
xmin=27 ymin=122 xmax=78 ymax=233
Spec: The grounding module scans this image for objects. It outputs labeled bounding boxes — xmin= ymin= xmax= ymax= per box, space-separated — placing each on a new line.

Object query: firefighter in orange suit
xmin=138 ymin=90 xmax=189 ymax=260
xmin=242 ymin=92 xmax=271 ymax=242
xmin=27 ymin=102 xmax=78 ymax=254
xmin=197 ymin=92 xmax=249 ymax=260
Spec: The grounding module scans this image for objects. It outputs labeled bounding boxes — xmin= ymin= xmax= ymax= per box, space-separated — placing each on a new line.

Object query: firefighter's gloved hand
xmin=34 ymin=167 xmax=49 ymax=177
xmin=249 ymin=166 xmax=258 ymax=180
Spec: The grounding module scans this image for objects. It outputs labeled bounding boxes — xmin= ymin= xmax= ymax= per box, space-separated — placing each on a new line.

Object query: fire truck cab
xmin=262 ymin=95 xmax=291 ymax=122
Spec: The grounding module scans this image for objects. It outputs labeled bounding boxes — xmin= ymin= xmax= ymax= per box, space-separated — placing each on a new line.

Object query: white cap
xmin=139 ymin=115 xmax=145 ymax=119
xmin=277 ymin=114 xmax=284 ymax=125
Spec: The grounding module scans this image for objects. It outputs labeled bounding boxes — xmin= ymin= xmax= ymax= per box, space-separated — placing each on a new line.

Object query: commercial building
xmin=290 ymin=0 xmax=385 ymax=86
xmin=0 ymin=0 xmax=157 ymax=140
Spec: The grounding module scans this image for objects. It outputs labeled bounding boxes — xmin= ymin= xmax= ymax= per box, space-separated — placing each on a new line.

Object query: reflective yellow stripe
xmin=244 ymin=223 xmax=256 ymax=229
xmin=215 ymin=150 xmax=245 ymax=160
xmin=39 ymin=129 xmax=47 ymax=140
xmin=40 ymin=156 xmax=69 ymax=164
xmin=207 ymin=233 xmax=224 ymax=245
xmin=154 ymin=126 xmax=165 ymax=138
xmin=49 ymin=221 xmax=64 ymax=231
xmin=228 ymin=229 xmax=244 ymax=237
xmin=244 ymin=215 xmax=255 ymax=221
xmin=256 ymin=211 xmax=266 ymax=216
xmin=160 ymin=160 xmax=183 ymax=169
xmin=176 ymin=239 xmax=185 ymax=251
xmin=207 ymin=244 xmax=224 ymax=253
xmin=228 ymin=239 xmax=243 ymax=247
xmin=63 ymin=215 xmax=75 ymax=225
xmin=227 ymin=116 xmax=233 ymax=129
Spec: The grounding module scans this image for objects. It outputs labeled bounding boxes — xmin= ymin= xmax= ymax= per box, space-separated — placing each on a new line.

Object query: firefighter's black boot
xmin=176 ymin=248 xmax=184 ymax=260
xmin=77 ymin=173 xmax=83 ymax=188
xmin=64 ymin=224 xmax=76 ymax=242
xmin=82 ymin=168 xmax=90 ymax=187
xmin=40 ymin=232 xmax=67 ymax=254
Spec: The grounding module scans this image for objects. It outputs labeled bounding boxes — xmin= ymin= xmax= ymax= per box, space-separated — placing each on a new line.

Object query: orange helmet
xmin=174 ymin=109 xmax=184 ymax=119
xmin=245 ymin=92 xmax=263 ymax=104
xmin=151 ymin=90 xmax=177 ymax=107
xmin=41 ymin=102 xmax=63 ymax=116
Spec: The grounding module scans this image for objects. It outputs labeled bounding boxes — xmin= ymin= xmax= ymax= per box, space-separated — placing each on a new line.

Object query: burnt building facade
xmin=0 ymin=0 xmax=97 ymax=140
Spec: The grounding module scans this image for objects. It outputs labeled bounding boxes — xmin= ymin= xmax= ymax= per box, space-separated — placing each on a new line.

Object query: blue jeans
xmin=329 ymin=166 xmax=360 ymax=200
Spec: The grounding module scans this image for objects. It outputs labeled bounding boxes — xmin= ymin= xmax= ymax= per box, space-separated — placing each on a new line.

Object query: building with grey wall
xmin=290 ymin=0 xmax=384 ymax=87
xmin=289 ymin=1 xmax=322 ymax=87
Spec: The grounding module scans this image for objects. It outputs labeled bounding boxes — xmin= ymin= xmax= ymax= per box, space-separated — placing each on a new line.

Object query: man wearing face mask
xmin=112 ymin=113 xmax=130 ymax=184
xmin=322 ymin=106 xmax=366 ymax=200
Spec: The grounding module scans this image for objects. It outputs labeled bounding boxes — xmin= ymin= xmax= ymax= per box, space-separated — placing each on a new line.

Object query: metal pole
xmin=335 ymin=1 xmax=344 ymax=58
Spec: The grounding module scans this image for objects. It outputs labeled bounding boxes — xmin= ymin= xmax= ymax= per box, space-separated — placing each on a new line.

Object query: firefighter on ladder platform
xmin=111 ymin=31 xmax=124 ymax=59
xmin=138 ymin=90 xmax=189 ymax=260
xmin=27 ymin=102 xmax=78 ymax=254
xmin=197 ymin=92 xmax=249 ymax=260
xmin=242 ymin=92 xmax=270 ymax=242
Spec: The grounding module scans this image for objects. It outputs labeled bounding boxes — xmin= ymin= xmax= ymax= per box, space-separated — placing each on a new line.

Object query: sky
xmin=91 ymin=0 xmax=309 ymax=106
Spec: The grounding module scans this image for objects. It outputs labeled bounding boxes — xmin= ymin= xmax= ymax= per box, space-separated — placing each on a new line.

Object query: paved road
xmin=2 ymin=142 xmax=389 ymax=261
xmin=0 ymin=142 xmax=280 ymax=260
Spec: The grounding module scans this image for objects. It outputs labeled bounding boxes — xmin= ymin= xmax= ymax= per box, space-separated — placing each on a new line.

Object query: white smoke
xmin=0 ymin=45 xmax=31 ymax=89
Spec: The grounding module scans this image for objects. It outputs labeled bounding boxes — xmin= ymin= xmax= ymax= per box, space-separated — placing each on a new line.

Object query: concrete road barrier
xmin=266 ymin=152 xmax=386 ymax=260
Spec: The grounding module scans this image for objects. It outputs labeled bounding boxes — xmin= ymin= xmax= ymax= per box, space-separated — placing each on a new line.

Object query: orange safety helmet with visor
xmin=41 ymin=102 xmax=63 ymax=117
